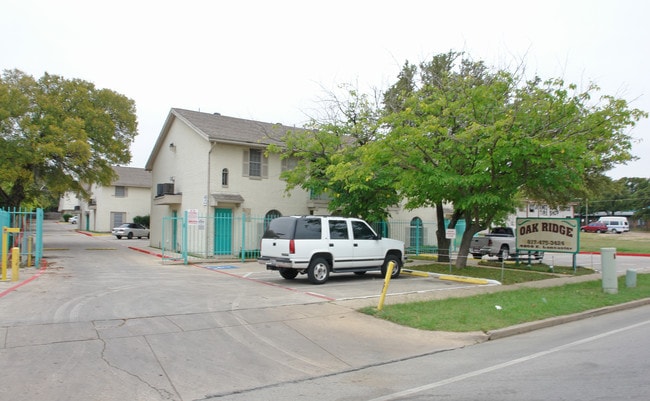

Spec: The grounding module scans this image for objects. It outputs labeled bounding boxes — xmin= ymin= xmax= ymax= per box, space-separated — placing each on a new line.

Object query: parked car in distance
xmin=69 ymin=216 xmax=78 ymax=224
xmin=580 ymin=221 xmax=609 ymax=233
xmin=112 ymin=223 xmax=150 ymax=239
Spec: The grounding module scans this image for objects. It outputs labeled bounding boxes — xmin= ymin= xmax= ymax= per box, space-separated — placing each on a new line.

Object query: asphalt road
xmin=0 ymin=221 xmax=486 ymax=401
xmin=1 ymin=221 xmax=648 ymax=401
xmin=220 ymin=303 xmax=650 ymax=401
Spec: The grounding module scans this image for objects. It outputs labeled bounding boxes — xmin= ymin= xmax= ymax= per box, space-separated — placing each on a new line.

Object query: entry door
xmin=214 ymin=208 xmax=232 ymax=255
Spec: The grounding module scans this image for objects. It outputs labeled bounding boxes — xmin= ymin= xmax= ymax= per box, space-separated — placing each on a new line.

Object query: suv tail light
xmin=289 ymin=239 xmax=295 ymax=254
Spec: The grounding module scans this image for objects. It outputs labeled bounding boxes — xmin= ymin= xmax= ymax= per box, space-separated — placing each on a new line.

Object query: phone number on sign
xmin=525 ymin=239 xmax=566 ymax=246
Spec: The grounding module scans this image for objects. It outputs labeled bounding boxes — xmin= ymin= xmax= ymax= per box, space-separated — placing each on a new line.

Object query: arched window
xmin=221 ymin=168 xmax=229 ymax=187
xmin=264 ymin=210 xmax=282 ymax=230
xmin=410 ymin=217 xmax=424 ymax=254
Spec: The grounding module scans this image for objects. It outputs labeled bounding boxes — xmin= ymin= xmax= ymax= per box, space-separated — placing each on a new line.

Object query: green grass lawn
xmin=408 ymin=261 xmax=594 ymax=285
xmin=364 ymin=232 xmax=650 ymax=333
xmin=579 ymin=232 xmax=650 ymax=253
xmin=362 ymin=274 xmax=650 ymax=332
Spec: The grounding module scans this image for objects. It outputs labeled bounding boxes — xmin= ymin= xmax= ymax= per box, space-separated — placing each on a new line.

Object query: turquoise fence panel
xmin=161 ymin=216 xmax=184 ymax=264
xmin=0 ymin=207 xmax=43 ymax=268
xmin=157 ymin=213 xmax=467 ymax=263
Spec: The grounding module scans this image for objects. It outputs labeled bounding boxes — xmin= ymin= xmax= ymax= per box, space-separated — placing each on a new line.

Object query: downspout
xmin=207 ymin=141 xmax=218 ymax=256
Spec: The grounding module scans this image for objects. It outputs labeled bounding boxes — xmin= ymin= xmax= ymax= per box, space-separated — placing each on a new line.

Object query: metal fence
xmin=160 ymin=212 xmax=466 ymax=265
xmin=0 ymin=208 xmax=43 ymax=269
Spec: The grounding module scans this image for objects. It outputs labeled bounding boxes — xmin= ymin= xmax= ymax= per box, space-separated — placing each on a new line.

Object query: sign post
xmin=445 ymin=228 xmax=456 ymax=273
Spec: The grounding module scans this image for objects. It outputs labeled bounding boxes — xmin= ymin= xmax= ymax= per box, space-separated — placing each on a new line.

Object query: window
xmin=264 ymin=210 xmax=282 ymax=231
xmin=222 ymin=168 xmax=229 ymax=187
xmin=410 ymin=217 xmax=424 ymax=250
xmin=115 ymin=186 xmax=127 ymax=197
xmin=295 ymin=218 xmax=322 ymax=239
xmin=243 ymin=149 xmax=268 ymax=178
xmin=111 ymin=212 xmax=126 ymax=227
xmin=281 ymin=157 xmax=298 ymax=172
xmin=329 ymin=220 xmax=349 ymax=239
xmin=351 ymin=221 xmax=377 ymax=240
xmin=249 ymin=149 xmax=262 ymax=176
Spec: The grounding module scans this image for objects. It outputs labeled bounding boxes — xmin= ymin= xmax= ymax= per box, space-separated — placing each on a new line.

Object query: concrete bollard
xmin=601 ymin=248 xmax=617 ymax=294
xmin=626 ymin=269 xmax=637 ymax=288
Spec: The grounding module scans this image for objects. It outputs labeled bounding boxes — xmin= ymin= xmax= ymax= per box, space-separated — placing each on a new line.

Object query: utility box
xmin=601 ymin=248 xmax=618 ymax=294
xmin=626 ymin=269 xmax=637 ymax=288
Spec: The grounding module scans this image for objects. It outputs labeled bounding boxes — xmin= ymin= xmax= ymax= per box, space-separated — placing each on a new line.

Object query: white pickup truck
xmin=471 ymin=227 xmax=544 ymax=261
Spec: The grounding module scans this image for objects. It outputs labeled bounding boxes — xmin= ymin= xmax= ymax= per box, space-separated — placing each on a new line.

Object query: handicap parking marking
xmin=204 ymin=265 xmax=239 ymax=270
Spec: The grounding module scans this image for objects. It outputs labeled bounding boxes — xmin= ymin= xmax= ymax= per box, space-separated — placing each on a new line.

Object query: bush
xmin=134 ymin=215 xmax=150 ymax=228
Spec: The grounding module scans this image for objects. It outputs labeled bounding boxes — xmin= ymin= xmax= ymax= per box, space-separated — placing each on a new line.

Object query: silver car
xmin=112 ymin=223 xmax=150 ymax=239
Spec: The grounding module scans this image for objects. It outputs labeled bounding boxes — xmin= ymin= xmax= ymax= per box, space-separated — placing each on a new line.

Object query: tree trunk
xmin=455 ymin=217 xmax=488 ymax=268
xmin=435 ymin=200 xmax=450 ymax=262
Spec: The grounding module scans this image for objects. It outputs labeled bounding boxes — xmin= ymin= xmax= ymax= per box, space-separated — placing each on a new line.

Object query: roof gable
xmin=112 ymin=166 xmax=152 ymax=188
xmin=173 ymin=108 xmax=298 ymax=146
xmin=146 ymin=108 xmax=304 ymax=170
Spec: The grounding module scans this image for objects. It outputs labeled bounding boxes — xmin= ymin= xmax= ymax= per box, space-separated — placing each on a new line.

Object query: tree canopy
xmin=0 ymin=69 xmax=138 ymax=208
xmin=269 ymin=51 xmax=647 ymax=266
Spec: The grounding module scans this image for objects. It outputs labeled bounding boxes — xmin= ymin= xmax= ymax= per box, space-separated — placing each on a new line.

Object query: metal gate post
xmin=182 ymin=210 xmax=188 ymax=265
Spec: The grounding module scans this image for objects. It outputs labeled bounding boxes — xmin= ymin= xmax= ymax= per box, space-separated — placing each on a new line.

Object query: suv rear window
xmin=262 ymin=217 xmax=322 ymax=240
xmin=295 ymin=218 xmax=322 ymax=239
xmin=263 ymin=217 xmax=296 ymax=239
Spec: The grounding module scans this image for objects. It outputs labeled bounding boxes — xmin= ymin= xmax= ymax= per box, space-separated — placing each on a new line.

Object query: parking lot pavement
xmin=193 ymin=260 xmax=499 ymax=308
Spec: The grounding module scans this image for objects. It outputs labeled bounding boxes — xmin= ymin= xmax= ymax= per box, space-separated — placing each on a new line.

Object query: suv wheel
xmin=381 ymin=255 xmax=401 ymax=278
xmin=279 ymin=268 xmax=299 ymax=280
xmin=307 ymin=257 xmax=330 ymax=284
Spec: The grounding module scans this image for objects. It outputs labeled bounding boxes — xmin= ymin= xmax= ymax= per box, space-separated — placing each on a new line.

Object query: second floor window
xmin=222 ymin=168 xmax=229 ymax=187
xmin=250 ymin=149 xmax=262 ymax=176
xmin=115 ymin=186 xmax=126 ymax=197
xmin=243 ymin=148 xmax=268 ymax=178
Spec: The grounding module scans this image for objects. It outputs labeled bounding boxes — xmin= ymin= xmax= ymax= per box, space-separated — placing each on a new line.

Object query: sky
xmin=2 ymin=0 xmax=649 ymax=179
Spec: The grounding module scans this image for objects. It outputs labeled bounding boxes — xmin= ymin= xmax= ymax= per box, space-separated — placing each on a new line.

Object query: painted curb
xmin=487 ymin=297 xmax=650 ymax=340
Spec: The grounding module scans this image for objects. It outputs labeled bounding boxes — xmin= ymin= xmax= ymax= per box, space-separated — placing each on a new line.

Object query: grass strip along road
xmin=362 ymin=232 xmax=650 ymax=333
xmin=363 ymin=273 xmax=650 ymax=332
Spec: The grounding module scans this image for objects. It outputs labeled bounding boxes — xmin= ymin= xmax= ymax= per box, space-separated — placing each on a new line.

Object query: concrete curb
xmin=487 ymin=297 xmax=650 ymax=340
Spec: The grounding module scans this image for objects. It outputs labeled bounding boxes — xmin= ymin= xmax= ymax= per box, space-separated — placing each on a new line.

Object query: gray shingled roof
xmin=172 ymin=108 xmax=301 ymax=146
xmin=112 ymin=166 xmax=152 ymax=188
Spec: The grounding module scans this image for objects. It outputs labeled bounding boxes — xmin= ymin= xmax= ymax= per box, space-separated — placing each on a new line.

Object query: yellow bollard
xmin=377 ymin=261 xmax=395 ymax=311
xmin=11 ymin=247 xmax=19 ymax=282
xmin=2 ymin=227 xmax=20 ymax=281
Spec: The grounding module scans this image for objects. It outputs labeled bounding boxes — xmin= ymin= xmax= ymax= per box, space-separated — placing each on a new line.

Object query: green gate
xmin=0 ymin=208 xmax=43 ymax=268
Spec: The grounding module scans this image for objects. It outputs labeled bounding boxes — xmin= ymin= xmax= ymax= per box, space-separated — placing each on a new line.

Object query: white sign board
xmin=445 ymin=228 xmax=456 ymax=240
xmin=187 ymin=209 xmax=199 ymax=226
xmin=516 ymin=218 xmax=580 ymax=254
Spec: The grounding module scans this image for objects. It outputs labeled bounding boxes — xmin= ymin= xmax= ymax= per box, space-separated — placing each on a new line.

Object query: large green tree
xmin=581 ymin=177 xmax=650 ymax=223
xmin=269 ymin=52 xmax=645 ymax=268
xmin=268 ymin=85 xmax=401 ymax=222
xmin=380 ymin=52 xmax=646 ymax=267
xmin=0 ymin=69 xmax=138 ymax=208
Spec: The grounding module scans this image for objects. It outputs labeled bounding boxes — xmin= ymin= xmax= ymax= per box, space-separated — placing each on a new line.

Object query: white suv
xmin=258 ymin=216 xmax=405 ymax=284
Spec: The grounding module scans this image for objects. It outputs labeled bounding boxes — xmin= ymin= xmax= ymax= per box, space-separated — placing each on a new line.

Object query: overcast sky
xmin=3 ymin=0 xmax=648 ymax=179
